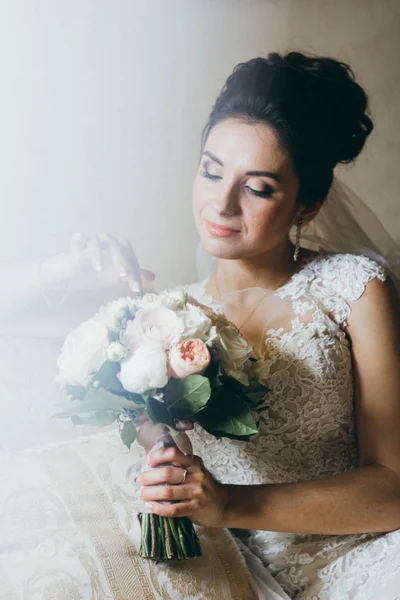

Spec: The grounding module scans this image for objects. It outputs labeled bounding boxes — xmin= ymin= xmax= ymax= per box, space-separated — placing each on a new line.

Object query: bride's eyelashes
xmin=201 ymin=166 xmax=276 ymax=199
xmin=244 ymin=184 xmax=275 ymax=199
xmin=201 ymin=169 xmax=221 ymax=182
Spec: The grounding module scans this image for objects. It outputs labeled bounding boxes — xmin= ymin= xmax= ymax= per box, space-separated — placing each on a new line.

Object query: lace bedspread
xmin=184 ymin=252 xmax=400 ymax=600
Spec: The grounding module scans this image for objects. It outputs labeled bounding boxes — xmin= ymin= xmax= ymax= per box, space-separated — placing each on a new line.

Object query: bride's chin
xmin=202 ymin=239 xmax=245 ymax=260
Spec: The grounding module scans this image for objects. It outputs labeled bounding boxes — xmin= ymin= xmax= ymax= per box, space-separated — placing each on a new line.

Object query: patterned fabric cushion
xmin=0 ymin=428 xmax=257 ymax=600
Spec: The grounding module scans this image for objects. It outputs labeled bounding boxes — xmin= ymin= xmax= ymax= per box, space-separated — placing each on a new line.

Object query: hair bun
xmin=203 ymin=51 xmax=374 ymax=206
xmin=268 ymin=52 xmax=373 ymax=166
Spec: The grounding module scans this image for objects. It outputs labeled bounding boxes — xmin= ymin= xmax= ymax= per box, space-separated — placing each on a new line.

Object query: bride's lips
xmin=205 ymin=220 xmax=240 ymax=238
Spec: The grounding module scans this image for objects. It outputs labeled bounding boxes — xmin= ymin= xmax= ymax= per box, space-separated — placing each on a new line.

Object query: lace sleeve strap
xmin=314 ymin=253 xmax=387 ymax=327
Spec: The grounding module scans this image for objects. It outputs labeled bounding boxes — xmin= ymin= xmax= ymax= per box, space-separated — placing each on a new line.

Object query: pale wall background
xmin=0 ymin=0 xmax=398 ymax=289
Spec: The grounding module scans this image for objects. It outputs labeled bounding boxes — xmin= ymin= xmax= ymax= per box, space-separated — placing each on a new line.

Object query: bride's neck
xmin=213 ymin=238 xmax=299 ymax=296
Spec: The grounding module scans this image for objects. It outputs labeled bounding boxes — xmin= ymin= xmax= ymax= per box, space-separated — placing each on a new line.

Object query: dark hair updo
xmin=201 ymin=52 xmax=373 ymax=208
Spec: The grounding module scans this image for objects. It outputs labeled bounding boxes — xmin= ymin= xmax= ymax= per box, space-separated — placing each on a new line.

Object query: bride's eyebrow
xmin=202 ymin=150 xmax=280 ymax=183
xmin=202 ymin=150 xmax=224 ymax=166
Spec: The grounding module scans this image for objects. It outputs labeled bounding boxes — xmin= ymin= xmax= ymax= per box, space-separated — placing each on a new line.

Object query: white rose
xmin=159 ymin=289 xmax=188 ymax=310
xmin=205 ymin=325 xmax=219 ymax=347
xmin=105 ymin=341 xmax=127 ymax=362
xmin=246 ymin=359 xmax=270 ymax=384
xmin=123 ymin=306 xmax=184 ymax=350
xmin=215 ymin=325 xmax=254 ymax=385
xmin=118 ymin=345 xmax=168 ymax=394
xmin=178 ymin=303 xmax=212 ymax=341
xmin=57 ymin=318 xmax=109 ymax=386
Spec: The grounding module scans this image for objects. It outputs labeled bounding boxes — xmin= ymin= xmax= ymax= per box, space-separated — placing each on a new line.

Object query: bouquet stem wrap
xmin=136 ymin=418 xmax=201 ymax=561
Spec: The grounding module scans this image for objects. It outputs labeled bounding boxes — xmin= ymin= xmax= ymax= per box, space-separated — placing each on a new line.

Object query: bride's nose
xmin=212 ymin=183 xmax=240 ymax=216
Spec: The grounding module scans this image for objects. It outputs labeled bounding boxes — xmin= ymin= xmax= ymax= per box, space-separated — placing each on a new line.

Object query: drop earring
xmin=293 ymin=217 xmax=303 ymax=262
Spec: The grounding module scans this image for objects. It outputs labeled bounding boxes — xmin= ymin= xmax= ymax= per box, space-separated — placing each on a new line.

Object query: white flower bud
xmin=105 ymin=341 xmax=127 ymax=362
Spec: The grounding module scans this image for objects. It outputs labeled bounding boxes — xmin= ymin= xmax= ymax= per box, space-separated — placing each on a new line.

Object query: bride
xmin=136 ymin=52 xmax=400 ymax=599
xmin=2 ymin=51 xmax=399 ymax=599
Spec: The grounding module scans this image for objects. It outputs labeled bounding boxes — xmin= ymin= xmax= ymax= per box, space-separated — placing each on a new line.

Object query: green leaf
xmin=120 ymin=420 xmax=137 ymax=449
xmin=164 ymin=376 xmax=211 ymax=419
xmin=95 ymin=360 xmax=126 ymax=396
xmin=242 ymin=382 xmax=269 ymax=409
xmin=108 ymin=330 xmax=119 ymax=343
xmin=71 ymin=410 xmax=117 ymax=427
xmin=196 ymin=390 xmax=259 ymax=440
xmin=206 ymin=362 xmax=226 ymax=390
xmin=95 ymin=362 xmax=144 ymax=404
xmin=64 ymin=384 xmax=87 ymax=400
xmin=146 ymin=396 xmax=175 ymax=428
xmin=53 ymin=389 xmax=143 ymax=419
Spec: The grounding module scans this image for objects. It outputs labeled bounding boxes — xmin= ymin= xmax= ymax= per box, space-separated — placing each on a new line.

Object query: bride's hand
xmin=41 ymin=232 xmax=155 ymax=294
xmin=137 ymin=445 xmax=229 ymax=528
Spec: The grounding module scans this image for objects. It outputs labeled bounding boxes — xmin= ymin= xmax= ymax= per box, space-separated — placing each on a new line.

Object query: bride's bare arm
xmin=0 ymin=254 xmax=74 ymax=318
xmin=140 ymin=277 xmax=400 ymax=534
xmin=0 ymin=233 xmax=154 ymax=336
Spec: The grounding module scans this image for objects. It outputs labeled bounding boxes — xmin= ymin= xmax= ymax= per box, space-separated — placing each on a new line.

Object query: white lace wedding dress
xmin=183 ymin=251 xmax=400 ymax=600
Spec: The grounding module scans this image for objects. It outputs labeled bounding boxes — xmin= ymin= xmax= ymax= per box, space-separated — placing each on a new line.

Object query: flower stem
xmin=168 ymin=517 xmax=183 ymax=559
xmin=138 ymin=513 xmax=201 ymax=560
xmin=164 ymin=518 xmax=175 ymax=559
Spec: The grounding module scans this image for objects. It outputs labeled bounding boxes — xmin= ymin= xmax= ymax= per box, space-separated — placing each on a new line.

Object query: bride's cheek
xmin=254 ymin=205 xmax=293 ymax=237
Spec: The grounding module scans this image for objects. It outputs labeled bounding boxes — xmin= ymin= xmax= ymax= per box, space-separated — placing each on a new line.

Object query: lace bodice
xmin=185 ymin=252 xmax=385 ymax=486
xmin=183 ymin=252 xmax=400 ymax=600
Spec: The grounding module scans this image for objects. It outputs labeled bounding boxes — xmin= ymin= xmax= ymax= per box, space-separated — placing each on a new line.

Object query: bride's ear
xmin=298 ymin=200 xmax=324 ymax=225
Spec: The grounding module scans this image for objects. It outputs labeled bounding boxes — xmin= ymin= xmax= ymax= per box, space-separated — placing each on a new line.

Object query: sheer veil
xmin=196 ymin=177 xmax=400 ymax=295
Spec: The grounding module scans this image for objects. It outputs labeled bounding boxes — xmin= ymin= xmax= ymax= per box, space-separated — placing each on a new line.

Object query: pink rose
xmin=168 ymin=339 xmax=211 ymax=379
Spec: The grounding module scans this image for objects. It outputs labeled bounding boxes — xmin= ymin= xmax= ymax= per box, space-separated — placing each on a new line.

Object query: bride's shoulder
xmin=292 ymin=251 xmax=388 ymax=326
xmin=308 ymin=250 xmax=386 ymax=276
xmin=303 ymin=250 xmax=387 ymax=299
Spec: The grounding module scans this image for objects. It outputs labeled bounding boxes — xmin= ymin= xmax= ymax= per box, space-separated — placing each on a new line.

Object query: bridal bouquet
xmin=56 ymin=289 xmax=268 ymax=561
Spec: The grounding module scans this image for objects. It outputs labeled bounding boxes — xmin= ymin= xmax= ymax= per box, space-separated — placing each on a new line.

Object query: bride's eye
xmin=201 ymin=162 xmax=222 ymax=181
xmin=245 ymin=183 xmax=275 ymax=198
xmin=202 ymin=171 xmax=221 ymax=181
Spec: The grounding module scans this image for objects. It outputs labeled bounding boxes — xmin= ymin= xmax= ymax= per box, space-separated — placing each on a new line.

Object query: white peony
xmin=118 ymin=345 xmax=168 ymax=394
xmin=135 ymin=293 xmax=162 ymax=310
xmin=105 ymin=341 xmax=127 ymax=362
xmin=134 ymin=290 xmax=187 ymax=311
xmin=123 ymin=306 xmax=185 ymax=351
xmin=215 ymin=325 xmax=254 ymax=385
xmin=97 ymin=296 xmax=138 ymax=333
xmin=57 ymin=317 xmax=109 ymax=386
xmin=178 ymin=303 xmax=212 ymax=341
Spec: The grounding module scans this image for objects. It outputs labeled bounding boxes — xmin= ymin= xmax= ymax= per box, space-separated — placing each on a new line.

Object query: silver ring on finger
xmin=178 ymin=468 xmax=188 ymax=485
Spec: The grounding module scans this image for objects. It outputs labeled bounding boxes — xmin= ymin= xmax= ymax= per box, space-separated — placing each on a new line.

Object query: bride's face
xmin=192 ymin=118 xmax=301 ymax=260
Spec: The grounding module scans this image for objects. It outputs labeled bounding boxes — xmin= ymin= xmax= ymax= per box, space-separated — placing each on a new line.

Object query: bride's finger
xmin=98 ymin=233 xmax=142 ymax=292
xmin=70 ymin=232 xmax=87 ymax=254
xmin=86 ymin=237 xmax=103 ymax=271
xmin=138 ymin=466 xmax=190 ymax=487
xmin=116 ymin=236 xmax=156 ymax=288
xmin=140 ymin=482 xmax=195 ymax=503
xmin=97 ymin=233 xmax=132 ymax=277
xmin=105 ymin=234 xmax=156 ymax=287
xmin=116 ymin=235 xmax=136 ymax=259
xmin=147 ymin=500 xmax=194 ymax=519
xmin=147 ymin=447 xmax=198 ymax=469
xmin=140 ymin=269 xmax=156 ymax=284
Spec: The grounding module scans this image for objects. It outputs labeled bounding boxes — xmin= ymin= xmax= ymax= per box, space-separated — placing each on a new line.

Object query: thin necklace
xmin=214 ymin=260 xmax=300 ymax=301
